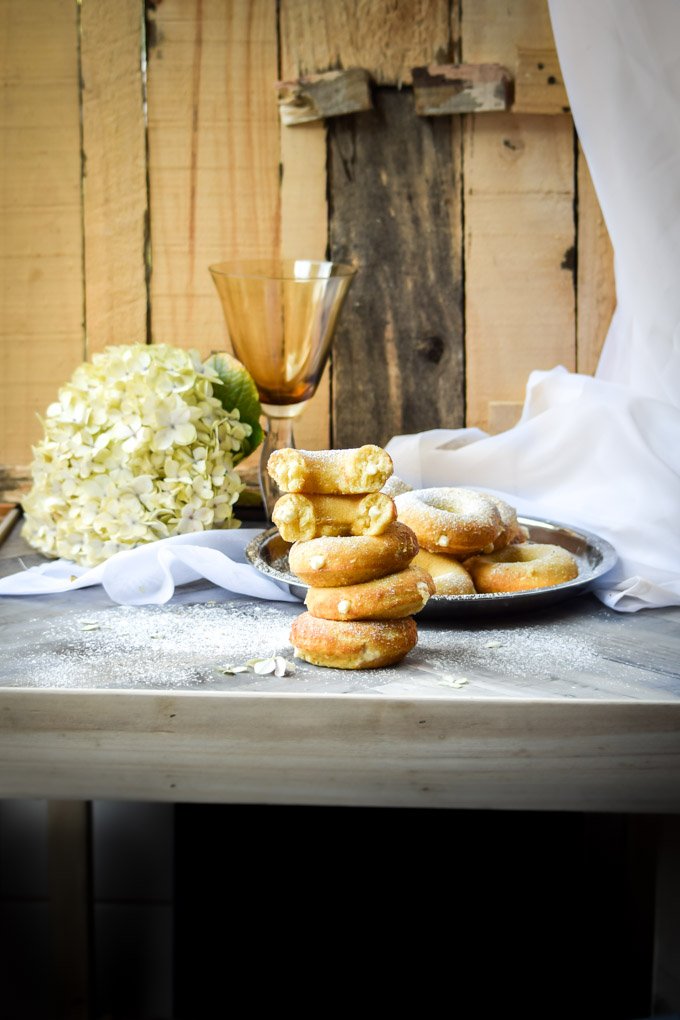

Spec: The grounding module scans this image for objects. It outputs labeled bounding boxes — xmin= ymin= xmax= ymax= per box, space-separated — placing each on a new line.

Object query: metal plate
xmin=245 ymin=517 xmax=618 ymax=618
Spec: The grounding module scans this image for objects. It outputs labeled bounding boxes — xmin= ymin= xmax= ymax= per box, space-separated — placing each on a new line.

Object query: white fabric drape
xmin=386 ymin=0 xmax=680 ymax=612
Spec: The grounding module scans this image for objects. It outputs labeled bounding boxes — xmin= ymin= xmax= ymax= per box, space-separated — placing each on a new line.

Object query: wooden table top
xmin=2 ymin=518 xmax=679 ymax=813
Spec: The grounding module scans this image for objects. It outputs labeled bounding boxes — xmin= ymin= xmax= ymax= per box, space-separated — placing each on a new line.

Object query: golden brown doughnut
xmin=290 ymin=613 xmax=418 ymax=669
xmin=288 ymin=522 xmax=419 ymax=587
xmin=413 ymin=549 xmax=476 ymax=596
xmin=267 ymin=445 xmax=393 ymax=494
xmin=304 ymin=565 xmax=435 ymax=621
xmin=272 ymin=491 xmax=396 ymax=543
xmin=395 ymin=487 xmax=504 ymax=556
xmin=489 ymin=496 xmax=528 ymax=551
xmin=463 ymin=542 xmax=579 ymax=593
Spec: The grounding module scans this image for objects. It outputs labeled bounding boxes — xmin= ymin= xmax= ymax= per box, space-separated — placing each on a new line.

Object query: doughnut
xmin=463 ymin=542 xmax=579 ymax=594
xmin=395 ymin=487 xmax=504 ymax=557
xmin=413 ymin=549 xmax=476 ymax=596
xmin=288 ymin=522 xmax=419 ymax=588
xmin=267 ymin=445 xmax=393 ymax=494
xmin=290 ymin=613 xmax=418 ymax=669
xmin=272 ymin=491 xmax=396 ymax=543
xmin=381 ymin=475 xmax=413 ymax=499
xmin=304 ymin=565 xmax=435 ymax=621
xmin=489 ymin=496 xmax=528 ymax=551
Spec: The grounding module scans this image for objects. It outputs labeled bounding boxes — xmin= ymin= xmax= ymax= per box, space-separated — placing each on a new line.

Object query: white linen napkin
xmin=0 ymin=529 xmax=299 ymax=606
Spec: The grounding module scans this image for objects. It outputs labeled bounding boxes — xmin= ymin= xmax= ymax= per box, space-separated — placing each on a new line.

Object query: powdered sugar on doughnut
xmin=395 ymin=487 xmax=504 ymax=556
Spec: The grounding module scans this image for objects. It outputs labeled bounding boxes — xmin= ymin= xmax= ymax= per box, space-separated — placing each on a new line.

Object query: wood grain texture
xmin=577 ymin=144 xmax=616 ymax=375
xmin=463 ymin=113 xmax=575 ymax=430
xmin=277 ymin=68 xmax=373 ymax=125
xmin=279 ymin=0 xmax=451 ymax=87
xmin=413 ymin=63 xmax=513 ymax=115
xmin=516 ymin=45 xmax=570 ymax=114
xmin=80 ymin=0 xmax=148 ymax=353
xmin=329 ymin=89 xmax=464 ymax=448
xmin=461 ymin=0 xmax=576 ymax=432
xmin=278 ymin=17 xmax=332 ymax=450
xmin=462 ymin=0 xmax=562 ymax=114
xmin=1 ymin=689 xmax=679 ymax=812
xmin=146 ymin=0 xmax=281 ymax=353
xmin=278 ymin=120 xmax=331 ymax=449
xmin=0 ymin=0 xmax=84 ymax=479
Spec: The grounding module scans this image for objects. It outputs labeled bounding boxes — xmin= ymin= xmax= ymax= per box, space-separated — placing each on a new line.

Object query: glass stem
xmin=259 ymin=415 xmax=296 ymax=522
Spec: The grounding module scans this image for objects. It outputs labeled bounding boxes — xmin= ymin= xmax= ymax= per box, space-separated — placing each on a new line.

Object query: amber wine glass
xmin=209 ymin=258 xmax=356 ymax=519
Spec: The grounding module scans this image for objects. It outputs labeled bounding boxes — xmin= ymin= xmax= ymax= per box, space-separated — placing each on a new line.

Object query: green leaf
xmin=205 ymin=352 xmax=264 ymax=463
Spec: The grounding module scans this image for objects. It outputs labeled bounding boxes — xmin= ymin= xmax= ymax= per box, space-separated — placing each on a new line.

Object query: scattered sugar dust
xmin=22 ymin=601 xmax=297 ymax=690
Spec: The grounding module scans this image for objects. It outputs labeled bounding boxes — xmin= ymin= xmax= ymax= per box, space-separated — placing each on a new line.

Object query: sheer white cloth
xmin=387 ymin=0 xmax=680 ymax=612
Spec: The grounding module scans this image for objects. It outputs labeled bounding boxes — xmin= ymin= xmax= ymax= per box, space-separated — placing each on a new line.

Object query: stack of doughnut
xmin=392 ymin=484 xmax=579 ymax=595
xmin=267 ymin=445 xmax=434 ymax=669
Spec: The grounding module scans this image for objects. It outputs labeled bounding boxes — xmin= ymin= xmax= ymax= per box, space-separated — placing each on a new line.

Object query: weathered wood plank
xmin=463 ymin=113 xmax=575 ymax=431
xmin=80 ymin=0 xmax=148 ymax=353
xmin=278 ymin=67 xmax=373 ymax=126
xmin=146 ymin=0 xmax=281 ymax=354
xmin=462 ymin=0 xmax=564 ymax=113
xmin=278 ymin=8 xmax=333 ymax=450
xmin=329 ymin=89 xmax=464 ymax=448
xmin=279 ymin=0 xmax=451 ymax=87
xmin=413 ymin=63 xmax=512 ymax=116
xmin=577 ymin=144 xmax=616 ymax=375
xmin=516 ymin=45 xmax=570 ymax=114
xmin=1 ymin=688 xmax=680 ymax=812
xmin=279 ymin=119 xmax=331 ymax=449
xmin=461 ymin=0 xmax=576 ymax=432
xmin=0 ymin=0 xmax=83 ymax=490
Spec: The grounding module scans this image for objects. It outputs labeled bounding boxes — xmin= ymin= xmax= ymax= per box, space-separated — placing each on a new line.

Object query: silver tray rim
xmin=245 ymin=516 xmax=618 ymax=617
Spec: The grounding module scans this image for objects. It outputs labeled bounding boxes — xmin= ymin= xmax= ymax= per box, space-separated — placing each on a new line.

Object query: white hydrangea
xmin=22 ymin=343 xmax=257 ymax=567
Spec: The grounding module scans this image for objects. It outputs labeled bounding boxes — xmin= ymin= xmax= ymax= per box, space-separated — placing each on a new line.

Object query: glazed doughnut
xmin=413 ymin=549 xmax=476 ymax=596
xmin=272 ymin=491 xmax=396 ymax=543
xmin=304 ymin=565 xmax=435 ymax=621
xmin=395 ymin=487 xmax=504 ymax=557
xmin=288 ymin=522 xmax=419 ymax=588
xmin=463 ymin=542 xmax=579 ymax=594
xmin=290 ymin=613 xmax=418 ymax=669
xmin=267 ymin=445 xmax=393 ymax=494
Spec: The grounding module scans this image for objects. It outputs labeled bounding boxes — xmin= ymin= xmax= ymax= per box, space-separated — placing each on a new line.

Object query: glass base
xmin=259 ymin=405 xmax=309 ymax=521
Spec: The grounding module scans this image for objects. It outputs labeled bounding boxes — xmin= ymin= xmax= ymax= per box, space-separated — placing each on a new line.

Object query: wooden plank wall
xmin=0 ymin=0 xmax=615 ymax=500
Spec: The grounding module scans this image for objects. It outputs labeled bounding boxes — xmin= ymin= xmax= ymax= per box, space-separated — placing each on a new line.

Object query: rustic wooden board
xmin=577 ymin=144 xmax=616 ymax=375
xmin=146 ymin=0 xmax=281 ymax=354
xmin=463 ymin=112 xmax=575 ymax=431
xmin=460 ymin=0 xmax=576 ymax=432
xmin=412 ymin=63 xmax=513 ymax=115
xmin=329 ymin=89 xmax=464 ymax=448
xmin=80 ymin=0 xmax=148 ymax=354
xmin=1 ymin=687 xmax=679 ymax=812
xmin=1 ymin=529 xmax=679 ymax=811
xmin=0 ymin=0 xmax=84 ymax=484
xmin=277 ymin=68 xmax=373 ymax=125
xmin=462 ymin=0 xmax=565 ymax=113
xmin=278 ymin=17 xmax=332 ymax=450
xmin=279 ymin=0 xmax=451 ymax=87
